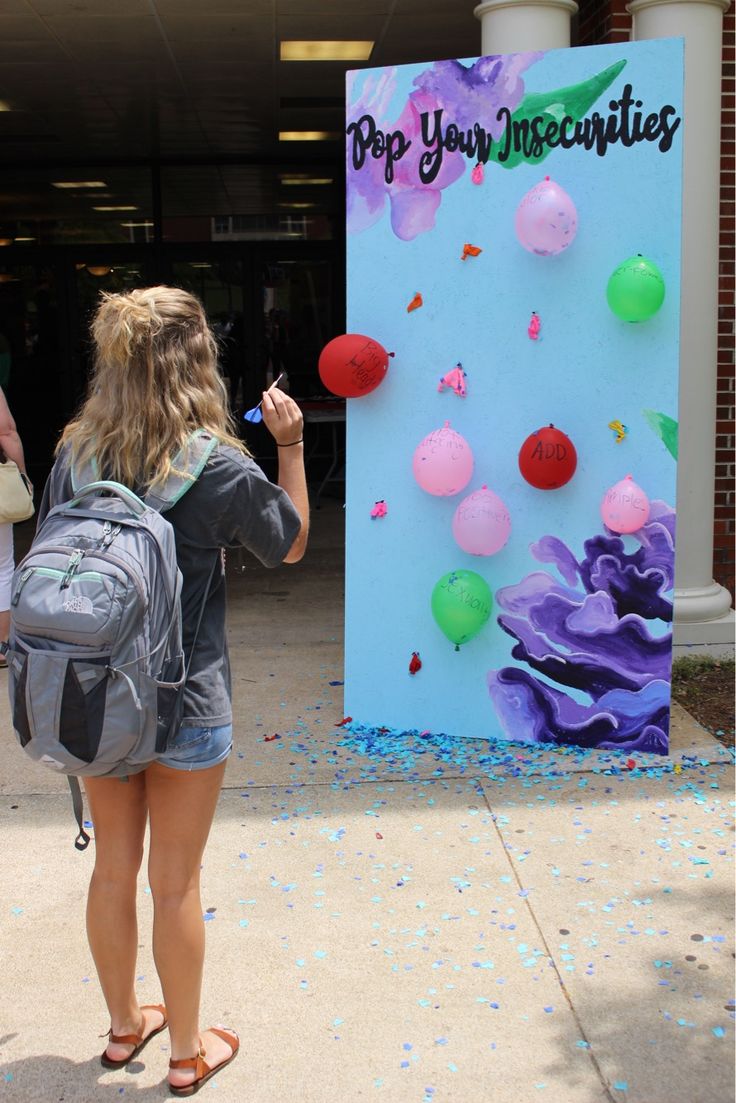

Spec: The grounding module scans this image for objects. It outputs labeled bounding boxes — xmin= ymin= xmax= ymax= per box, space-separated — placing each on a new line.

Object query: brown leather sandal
xmin=168 ymin=1027 xmax=239 ymax=1096
xmin=100 ymin=1003 xmax=168 ymax=1069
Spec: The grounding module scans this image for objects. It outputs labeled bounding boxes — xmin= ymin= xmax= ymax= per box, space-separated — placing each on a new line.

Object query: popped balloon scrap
xmin=461 ymin=243 xmax=483 ymax=261
xmin=608 ymin=419 xmax=629 ymax=443
xmin=438 ymin=363 xmax=467 ymax=397
xmin=407 ymin=292 xmax=423 ymax=313
xmin=471 ymin=162 xmax=484 ymax=185
xmin=409 ymin=651 xmax=422 ymax=675
xmin=370 ymin=500 xmax=388 ymax=519
xmin=527 ymin=311 xmax=541 ymax=340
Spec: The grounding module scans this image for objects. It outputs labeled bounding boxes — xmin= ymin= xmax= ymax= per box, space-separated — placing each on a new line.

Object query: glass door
xmin=170 ymin=258 xmax=248 ymax=417
xmin=258 ymin=256 xmax=333 ymax=401
xmin=0 ymin=262 xmax=67 ymax=487
xmin=71 ymin=257 xmax=156 ymax=408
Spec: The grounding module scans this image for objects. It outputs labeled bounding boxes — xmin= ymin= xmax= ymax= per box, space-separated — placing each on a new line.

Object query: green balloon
xmin=431 ymin=569 xmax=493 ymax=649
xmin=606 ymin=254 xmax=665 ymax=322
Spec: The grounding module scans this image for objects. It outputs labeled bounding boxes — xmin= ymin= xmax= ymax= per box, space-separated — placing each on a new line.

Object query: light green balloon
xmin=431 ymin=569 xmax=493 ymax=650
xmin=606 ymin=254 xmax=665 ymax=322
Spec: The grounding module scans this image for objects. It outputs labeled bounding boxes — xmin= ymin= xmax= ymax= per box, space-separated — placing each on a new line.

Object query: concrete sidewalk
xmin=1 ymin=500 xmax=733 ymax=1103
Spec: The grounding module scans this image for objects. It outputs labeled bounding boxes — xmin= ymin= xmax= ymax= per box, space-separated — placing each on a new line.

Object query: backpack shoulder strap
xmin=70 ymin=430 xmax=218 ymax=514
xmin=70 ymin=452 xmax=100 ymax=495
xmin=143 ymin=430 xmax=218 ymax=514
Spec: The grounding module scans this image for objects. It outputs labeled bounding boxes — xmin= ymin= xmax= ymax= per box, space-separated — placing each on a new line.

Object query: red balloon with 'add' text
xmin=518 ymin=424 xmax=577 ymax=490
xmin=318 ymin=333 xmax=391 ymax=398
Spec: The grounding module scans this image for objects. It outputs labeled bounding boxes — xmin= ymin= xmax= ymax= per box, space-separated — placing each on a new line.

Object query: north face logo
xmin=62 ymin=595 xmax=94 ymax=615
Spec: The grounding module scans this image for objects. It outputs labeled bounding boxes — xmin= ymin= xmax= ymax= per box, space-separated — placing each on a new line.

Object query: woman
xmin=0 ymin=385 xmax=30 ymax=666
xmin=37 ymin=286 xmax=309 ymax=1095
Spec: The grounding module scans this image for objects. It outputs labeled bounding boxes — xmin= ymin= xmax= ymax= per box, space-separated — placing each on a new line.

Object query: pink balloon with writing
xmin=412 ymin=421 xmax=474 ymax=496
xmin=600 ymin=474 xmax=651 ymax=534
xmin=515 ymin=176 xmax=578 ymax=257
xmin=453 ymin=485 xmax=511 ymax=556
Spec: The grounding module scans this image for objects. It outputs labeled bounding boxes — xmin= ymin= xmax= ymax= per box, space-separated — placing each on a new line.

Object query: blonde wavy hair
xmin=58 ymin=286 xmax=249 ymax=490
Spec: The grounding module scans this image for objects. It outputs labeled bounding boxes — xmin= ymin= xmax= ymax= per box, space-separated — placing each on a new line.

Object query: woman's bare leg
xmin=84 ymin=773 xmax=164 ymax=1060
xmin=145 ymin=759 xmax=233 ymax=1088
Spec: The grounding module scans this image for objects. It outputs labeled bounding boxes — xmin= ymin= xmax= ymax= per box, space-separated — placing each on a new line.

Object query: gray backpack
xmin=5 ymin=431 xmax=218 ymax=849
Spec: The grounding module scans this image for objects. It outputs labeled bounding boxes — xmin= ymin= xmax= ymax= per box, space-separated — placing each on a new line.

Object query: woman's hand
xmin=261 ymin=387 xmax=309 ymax=563
xmin=261 ymin=388 xmax=304 ymax=448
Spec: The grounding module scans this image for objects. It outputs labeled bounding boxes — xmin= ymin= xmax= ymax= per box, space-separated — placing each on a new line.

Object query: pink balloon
xmin=413 ymin=421 xmax=474 ymax=497
xmin=515 ymin=176 xmax=578 ymax=257
xmin=600 ymin=474 xmax=651 ymax=534
xmin=453 ymin=484 xmax=511 ymax=556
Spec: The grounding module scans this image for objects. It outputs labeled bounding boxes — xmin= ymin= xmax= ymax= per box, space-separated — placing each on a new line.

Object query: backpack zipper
xmin=16 ymin=544 xmax=146 ymax=607
xmin=12 ymin=568 xmax=34 ymax=606
xmin=60 ymin=549 xmax=84 ymax=588
xmin=12 ymin=567 xmax=109 ymax=605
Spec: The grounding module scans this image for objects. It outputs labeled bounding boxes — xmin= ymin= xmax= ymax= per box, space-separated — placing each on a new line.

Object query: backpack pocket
xmin=58 ymin=660 xmax=109 ymax=763
xmin=10 ymin=650 xmax=117 ymax=771
xmin=11 ymin=567 xmax=125 ymax=649
xmin=124 ymin=654 xmax=185 ymax=763
xmin=8 ymin=650 xmax=32 ymax=748
xmin=152 ymin=653 xmax=186 ymax=754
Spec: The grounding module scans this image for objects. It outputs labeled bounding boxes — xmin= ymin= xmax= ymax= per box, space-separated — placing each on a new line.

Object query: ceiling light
xmin=120 ymin=221 xmax=154 ymax=228
xmin=189 ymin=262 xmax=212 ymax=269
xmin=0 ymin=238 xmax=12 ymax=247
xmin=278 ymin=202 xmax=316 ymax=209
xmin=52 ymin=181 xmax=107 ymax=189
xmin=0 ymin=273 xmax=20 ymax=282
xmin=14 ymin=237 xmax=36 ymax=242
xmin=279 ymin=175 xmax=333 ymax=186
xmin=280 ymin=40 xmax=373 ymax=62
xmin=93 ymin=205 xmax=138 ymax=212
xmin=87 ymin=266 xmax=112 ymax=276
xmin=279 ymin=131 xmax=339 ymax=142
xmin=0 ymin=102 xmax=14 ymax=112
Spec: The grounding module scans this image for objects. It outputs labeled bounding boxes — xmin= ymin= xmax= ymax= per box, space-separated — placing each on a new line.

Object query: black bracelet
xmin=276 ymin=438 xmax=303 ymax=447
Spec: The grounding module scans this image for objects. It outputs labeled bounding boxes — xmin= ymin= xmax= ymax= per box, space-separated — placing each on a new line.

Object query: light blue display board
xmin=344 ymin=40 xmax=683 ymax=754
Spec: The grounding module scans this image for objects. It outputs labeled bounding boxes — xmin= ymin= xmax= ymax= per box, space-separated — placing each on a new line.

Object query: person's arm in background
xmin=261 ymin=388 xmax=309 ymax=563
xmin=0 ymin=387 xmax=27 ymax=474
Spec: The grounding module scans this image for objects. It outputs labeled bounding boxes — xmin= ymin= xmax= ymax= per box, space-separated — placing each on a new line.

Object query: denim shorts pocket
xmin=169 ymin=726 xmax=211 ymax=752
xmin=157 ymin=723 xmax=232 ymax=772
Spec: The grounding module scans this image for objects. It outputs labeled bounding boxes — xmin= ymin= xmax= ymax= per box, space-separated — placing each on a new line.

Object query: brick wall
xmin=576 ymin=0 xmax=630 ymax=44
xmin=576 ymin=0 xmax=735 ymax=602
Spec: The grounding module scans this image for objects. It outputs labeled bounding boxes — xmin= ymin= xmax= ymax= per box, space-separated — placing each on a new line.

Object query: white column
xmin=628 ymin=0 xmax=734 ymax=654
xmin=474 ymin=0 xmax=578 ymax=55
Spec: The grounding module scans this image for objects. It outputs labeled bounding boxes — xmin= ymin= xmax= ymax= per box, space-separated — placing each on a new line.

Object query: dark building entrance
xmin=0 ymin=239 xmax=341 ymax=487
xmin=0 ymin=3 xmax=479 ymax=483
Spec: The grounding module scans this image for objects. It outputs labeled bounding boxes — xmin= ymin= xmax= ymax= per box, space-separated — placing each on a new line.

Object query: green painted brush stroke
xmin=490 ymin=59 xmax=628 ymax=170
xmin=643 ymin=409 xmax=678 ymax=459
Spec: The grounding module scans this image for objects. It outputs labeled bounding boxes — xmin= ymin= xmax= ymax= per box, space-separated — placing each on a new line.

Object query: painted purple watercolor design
xmin=346 ymin=55 xmax=540 ymax=240
xmin=487 ymin=501 xmax=676 ymax=754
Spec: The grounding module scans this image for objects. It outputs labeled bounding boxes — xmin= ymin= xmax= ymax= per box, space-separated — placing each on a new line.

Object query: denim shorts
xmin=158 ymin=723 xmax=233 ymax=772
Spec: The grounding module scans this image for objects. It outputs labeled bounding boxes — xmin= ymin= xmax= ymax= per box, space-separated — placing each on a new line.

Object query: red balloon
xmin=518 ymin=424 xmax=577 ymax=489
xmin=318 ymin=333 xmax=390 ymax=398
